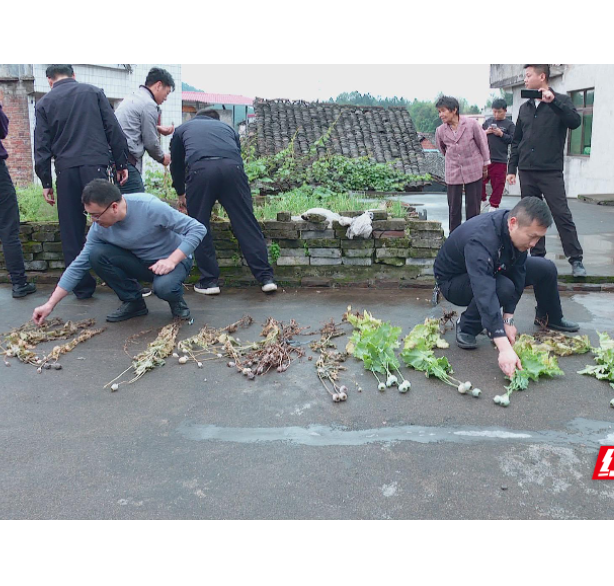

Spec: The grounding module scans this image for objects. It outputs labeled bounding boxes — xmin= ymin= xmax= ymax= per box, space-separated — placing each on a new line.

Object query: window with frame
xmin=568 ymin=88 xmax=594 ymax=156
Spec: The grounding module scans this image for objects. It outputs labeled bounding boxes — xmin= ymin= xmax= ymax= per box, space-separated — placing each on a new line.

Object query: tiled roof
xmin=248 ymin=98 xmax=429 ymax=186
xmin=182 ymin=92 xmax=253 ymax=106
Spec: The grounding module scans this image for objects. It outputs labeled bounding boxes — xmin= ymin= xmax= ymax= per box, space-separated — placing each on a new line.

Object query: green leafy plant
xmin=143 ymin=167 xmax=176 ymax=201
xmin=268 ymin=242 xmax=281 ymax=264
xmin=578 ymin=332 xmax=614 ymax=407
xmin=495 ymin=334 xmax=564 ymax=407
xmin=344 ymin=307 xmax=410 ymax=392
xmin=400 ymin=319 xmax=476 ymax=397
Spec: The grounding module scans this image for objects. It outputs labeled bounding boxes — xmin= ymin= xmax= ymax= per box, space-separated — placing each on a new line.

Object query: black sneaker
xmin=261 ymin=279 xmax=278 ymax=294
xmin=169 ymin=298 xmax=191 ymax=319
xmin=12 ymin=282 xmax=37 ymax=298
xmin=534 ymin=316 xmax=580 ymax=332
xmin=106 ymin=299 xmax=148 ymax=322
xmin=456 ymin=325 xmax=478 ymax=349
xmin=194 ymin=280 xmax=220 ymax=295
xmin=141 ymin=287 xmax=152 ymax=298
xmin=571 ymin=260 xmax=587 ymax=278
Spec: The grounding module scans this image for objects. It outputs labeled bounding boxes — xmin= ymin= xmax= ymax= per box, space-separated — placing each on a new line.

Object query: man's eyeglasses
xmin=83 ymin=200 xmax=118 ymax=221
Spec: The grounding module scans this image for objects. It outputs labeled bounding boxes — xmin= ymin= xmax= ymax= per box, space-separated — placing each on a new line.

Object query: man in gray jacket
xmin=115 ymin=67 xmax=175 ymax=194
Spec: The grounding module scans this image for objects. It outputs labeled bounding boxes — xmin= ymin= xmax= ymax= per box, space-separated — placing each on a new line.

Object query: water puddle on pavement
xmin=571 ymin=292 xmax=614 ymax=330
xmin=176 ymin=417 xmax=613 ymax=449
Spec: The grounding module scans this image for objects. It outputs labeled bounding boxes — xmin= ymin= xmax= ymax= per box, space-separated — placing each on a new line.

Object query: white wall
xmin=505 ymin=65 xmax=614 ymax=198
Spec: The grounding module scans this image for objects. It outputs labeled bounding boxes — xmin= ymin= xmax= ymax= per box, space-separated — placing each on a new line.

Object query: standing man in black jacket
xmin=433 ymin=197 xmax=579 ymax=378
xmin=506 ymin=64 xmax=586 ymax=278
xmin=34 ymin=64 xmax=129 ymax=299
xmin=0 ymin=89 xmax=36 ymax=298
xmin=170 ymin=109 xmax=276 ymax=295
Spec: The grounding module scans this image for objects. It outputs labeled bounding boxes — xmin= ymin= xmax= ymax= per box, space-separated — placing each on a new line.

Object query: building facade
xmin=490 ymin=64 xmax=614 ymax=198
xmin=0 ymin=64 xmax=182 ymax=185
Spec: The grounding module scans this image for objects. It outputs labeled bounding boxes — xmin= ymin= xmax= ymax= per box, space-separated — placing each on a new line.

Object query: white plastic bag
xmin=346 ymin=211 xmax=373 ymax=239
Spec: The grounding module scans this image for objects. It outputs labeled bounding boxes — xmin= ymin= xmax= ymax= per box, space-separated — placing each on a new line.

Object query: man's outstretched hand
xmin=32 ymin=303 xmax=53 ymax=326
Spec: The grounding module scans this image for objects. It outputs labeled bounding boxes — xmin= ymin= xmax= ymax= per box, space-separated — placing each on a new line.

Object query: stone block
xmin=276 ymin=212 xmax=292 ymax=221
xmin=375 ymin=248 xmax=410 ymax=259
xmin=301 ymin=230 xmax=335 ymax=239
xmin=295 ymin=221 xmax=330 ymax=231
xmin=310 ymin=257 xmax=343 ymax=266
xmin=341 ymin=239 xmax=375 ymax=249
xmin=19 ymin=224 xmax=34 ymax=235
xmin=301 ymin=238 xmax=339 ymax=248
xmin=265 ymin=230 xmax=300 ymax=239
xmin=263 ymin=220 xmax=299 ymax=230
xmin=21 ymin=242 xmax=44 ymax=254
xmin=22 ymin=253 xmax=34 ymax=261
xmin=408 ymin=248 xmax=440 ymax=259
xmin=210 ymin=221 xmax=231 ymax=230
xmin=343 ymin=248 xmax=374 ymax=258
xmin=276 ymin=256 xmax=311 ymax=266
xmin=278 ymin=249 xmax=309 ymax=258
xmin=342 ymin=257 xmax=373 ymax=266
xmin=48 ymin=261 xmax=66 ymax=269
xmin=374 ymin=237 xmax=410 ymax=248
xmin=218 ymin=258 xmax=243 ymax=267
xmin=275 ymin=239 xmax=303 ymax=248
xmin=41 ymin=242 xmax=63 ymax=252
xmin=406 ymin=219 xmax=443 ymax=232
xmin=31 ymin=231 xmax=58 ymax=242
xmin=308 ymin=248 xmax=342 ymax=258
xmin=370 ymin=210 xmax=388 ymax=220
xmin=372 ymin=230 xmax=406 ymax=239
xmin=35 ymin=252 xmax=63 ymax=261
xmin=211 ymin=230 xmax=235 ymax=240
xmin=216 ymin=250 xmax=243 ymax=259
xmin=411 ymin=237 xmax=444 ymax=249
xmin=374 ymin=257 xmax=405 ymax=267
xmin=213 ymin=240 xmax=240 ymax=251
xmin=24 ymin=260 xmax=48 ymax=271
xmin=406 ymin=258 xmax=435 ymax=267
xmin=372 ymin=219 xmax=406 ymax=231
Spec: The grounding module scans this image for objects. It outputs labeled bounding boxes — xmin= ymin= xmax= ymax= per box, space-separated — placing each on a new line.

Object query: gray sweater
xmin=115 ymin=86 xmax=165 ymax=171
xmin=58 ymin=194 xmax=206 ymax=292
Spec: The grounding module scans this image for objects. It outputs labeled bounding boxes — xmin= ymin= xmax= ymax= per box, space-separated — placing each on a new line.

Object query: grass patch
xmin=16 ymin=184 xmax=58 ymax=223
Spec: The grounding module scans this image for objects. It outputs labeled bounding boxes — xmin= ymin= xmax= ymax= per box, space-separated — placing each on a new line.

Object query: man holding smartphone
xmin=506 ymin=64 xmax=586 ymax=277
xmin=482 ymin=98 xmax=515 ymax=212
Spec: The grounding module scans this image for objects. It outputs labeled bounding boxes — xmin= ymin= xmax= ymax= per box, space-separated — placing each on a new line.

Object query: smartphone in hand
xmin=521 ymin=89 xmax=543 ymax=99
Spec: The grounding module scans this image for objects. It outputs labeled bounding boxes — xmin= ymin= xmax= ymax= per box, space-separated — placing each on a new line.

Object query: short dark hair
xmin=45 ymin=64 xmax=74 ymax=79
xmin=145 ymin=67 xmax=175 ymax=91
xmin=435 ymin=95 xmax=460 ymax=117
xmin=492 ymin=98 xmax=508 ymax=110
xmin=510 ymin=197 xmax=553 ymax=228
xmin=82 ymin=179 xmax=122 ymax=207
xmin=196 ymin=109 xmax=220 ymax=120
xmin=524 ymin=64 xmax=550 ymax=81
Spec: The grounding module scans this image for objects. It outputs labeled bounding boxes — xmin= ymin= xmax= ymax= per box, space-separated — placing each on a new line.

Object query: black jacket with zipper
xmin=433 ymin=209 xmax=527 ymax=339
xmin=508 ymin=88 xmax=581 ymax=176
xmin=34 ymin=78 xmax=128 ymax=189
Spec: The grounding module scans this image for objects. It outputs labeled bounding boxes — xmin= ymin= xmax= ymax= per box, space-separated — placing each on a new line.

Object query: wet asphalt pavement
xmin=1 ymin=284 xmax=613 ymax=519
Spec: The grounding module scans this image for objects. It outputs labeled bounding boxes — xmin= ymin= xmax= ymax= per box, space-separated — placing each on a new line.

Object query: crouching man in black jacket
xmin=433 ymin=197 xmax=579 ymax=378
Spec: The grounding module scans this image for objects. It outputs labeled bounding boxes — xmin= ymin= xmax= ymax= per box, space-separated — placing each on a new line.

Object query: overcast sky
xmin=182 ymin=64 xmax=494 ymax=107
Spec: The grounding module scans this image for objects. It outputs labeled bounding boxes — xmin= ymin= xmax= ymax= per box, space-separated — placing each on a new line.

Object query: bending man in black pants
xmin=170 ymin=109 xmax=276 ymax=295
xmin=433 ymin=197 xmax=579 ymax=378
xmin=0 ymin=89 xmax=36 ymax=298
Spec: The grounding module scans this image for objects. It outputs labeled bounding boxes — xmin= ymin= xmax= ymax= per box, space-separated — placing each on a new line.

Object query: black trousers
xmin=55 ymin=165 xmax=108 ymax=297
xmin=439 ymin=256 xmax=563 ymax=336
xmin=89 ymin=243 xmax=191 ymax=303
xmin=447 ymin=178 xmax=482 ymax=233
xmin=518 ymin=170 xmax=583 ymax=262
xmin=120 ymin=163 xmax=145 ymax=194
xmin=185 ymin=158 xmax=273 ymax=285
xmin=0 ymin=159 xmax=27 ymax=286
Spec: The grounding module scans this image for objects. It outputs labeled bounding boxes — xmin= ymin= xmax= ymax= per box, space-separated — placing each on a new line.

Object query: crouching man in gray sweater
xmin=33 ymin=179 xmax=206 ymax=325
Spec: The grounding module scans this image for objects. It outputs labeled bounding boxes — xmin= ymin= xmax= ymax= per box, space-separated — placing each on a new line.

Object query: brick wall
xmin=0 ymin=78 xmax=35 ymax=185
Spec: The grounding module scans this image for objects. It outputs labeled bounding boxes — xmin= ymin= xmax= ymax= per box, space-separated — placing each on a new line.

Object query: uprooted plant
xmin=104 ymin=321 xmax=181 ymax=391
xmin=577 ymin=331 xmax=614 ymax=408
xmin=344 ymin=306 xmax=410 ymax=392
xmin=310 ymin=319 xmax=350 ymax=402
xmin=176 ymin=316 xmax=254 ymax=368
xmin=494 ymin=334 xmax=564 ymax=407
xmin=400 ymin=318 xmax=478 ymax=397
xmin=230 ymin=317 xmax=308 ymax=378
xmin=1 ymin=318 xmax=103 ymax=371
